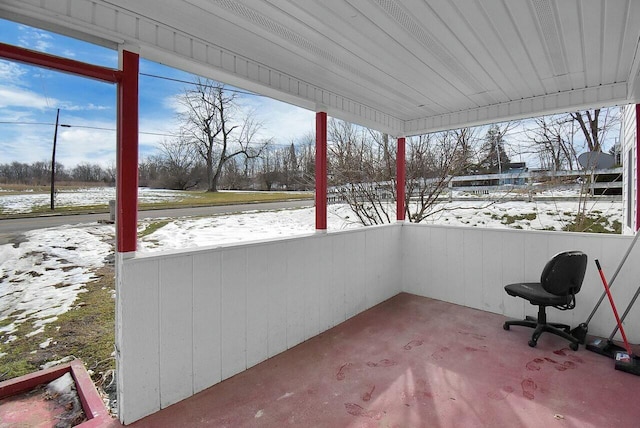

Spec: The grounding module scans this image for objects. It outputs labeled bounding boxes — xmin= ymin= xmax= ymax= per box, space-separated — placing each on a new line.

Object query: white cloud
xmin=17 ymin=26 xmax=53 ymax=52
xmin=63 ymin=103 xmax=111 ymax=111
xmin=0 ymin=86 xmax=54 ymax=109
xmin=0 ymin=61 xmax=27 ymax=84
xmin=240 ymin=97 xmax=314 ymax=144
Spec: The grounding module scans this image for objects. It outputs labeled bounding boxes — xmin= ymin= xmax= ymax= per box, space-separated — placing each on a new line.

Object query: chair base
xmin=503 ymin=307 xmax=580 ymax=351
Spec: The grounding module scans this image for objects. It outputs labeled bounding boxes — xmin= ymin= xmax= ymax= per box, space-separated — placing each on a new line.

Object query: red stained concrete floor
xmin=116 ymin=293 xmax=640 ymax=427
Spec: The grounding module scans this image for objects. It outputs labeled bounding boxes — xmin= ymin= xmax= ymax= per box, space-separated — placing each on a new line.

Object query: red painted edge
xmin=315 ymin=112 xmax=328 ymax=230
xmin=0 ymin=360 xmax=113 ymax=426
xmin=117 ymin=50 xmax=139 ymax=253
xmin=636 ymin=105 xmax=640 ymax=232
xmin=396 ymin=137 xmax=406 ymax=221
xmin=0 ymin=42 xmax=120 ymax=83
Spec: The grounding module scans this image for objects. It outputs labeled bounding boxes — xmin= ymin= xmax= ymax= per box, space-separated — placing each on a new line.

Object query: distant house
xmin=621 ymin=105 xmax=639 ymax=235
xmin=501 ymin=162 xmax=527 ymax=185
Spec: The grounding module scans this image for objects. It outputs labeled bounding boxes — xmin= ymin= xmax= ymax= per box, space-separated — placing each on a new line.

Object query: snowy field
xmin=0 ymin=187 xmax=192 ymax=214
xmin=0 ymin=187 xmax=623 ymax=349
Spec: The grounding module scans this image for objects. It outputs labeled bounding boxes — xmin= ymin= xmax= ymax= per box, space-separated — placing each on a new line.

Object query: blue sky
xmin=0 ymin=18 xmax=315 ymax=168
xmin=0 ymin=18 xmax=622 ymax=171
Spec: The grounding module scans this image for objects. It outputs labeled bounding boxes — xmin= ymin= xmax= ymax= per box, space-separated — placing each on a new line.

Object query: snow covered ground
xmin=0 ymin=187 xmax=623 ymax=346
xmin=0 ymin=187 xmax=192 ymax=214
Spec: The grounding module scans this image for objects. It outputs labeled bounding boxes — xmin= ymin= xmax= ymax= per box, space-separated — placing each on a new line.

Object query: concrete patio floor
xmin=118 ymin=293 xmax=639 ymax=427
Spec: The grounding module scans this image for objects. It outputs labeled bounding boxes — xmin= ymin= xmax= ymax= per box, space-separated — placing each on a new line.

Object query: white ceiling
xmin=2 ymin=0 xmax=640 ymax=137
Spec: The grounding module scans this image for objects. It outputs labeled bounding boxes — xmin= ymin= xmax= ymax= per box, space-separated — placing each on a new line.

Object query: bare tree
xmin=178 ymin=78 xmax=270 ymax=192
xmin=525 ymin=116 xmax=577 ymax=171
xmin=405 ymin=130 xmax=477 ymax=222
xmin=157 ymin=138 xmax=201 ymax=190
xmin=570 ymin=108 xmax=619 ymax=153
xmin=328 ymin=119 xmax=476 ymax=225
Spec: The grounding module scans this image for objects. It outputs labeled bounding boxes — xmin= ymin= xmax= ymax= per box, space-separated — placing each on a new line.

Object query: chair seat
xmin=504 ymin=282 xmax=572 ymax=306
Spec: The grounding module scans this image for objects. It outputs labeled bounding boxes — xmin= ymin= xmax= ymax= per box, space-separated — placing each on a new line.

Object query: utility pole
xmin=50 ymin=108 xmax=60 ymax=211
xmin=50 ymin=109 xmax=70 ymax=210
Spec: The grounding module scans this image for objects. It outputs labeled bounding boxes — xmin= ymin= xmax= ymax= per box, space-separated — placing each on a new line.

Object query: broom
xmin=595 ymin=259 xmax=640 ymax=376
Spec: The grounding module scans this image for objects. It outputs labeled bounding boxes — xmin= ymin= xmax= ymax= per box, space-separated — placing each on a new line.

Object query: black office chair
xmin=503 ymin=251 xmax=587 ymax=351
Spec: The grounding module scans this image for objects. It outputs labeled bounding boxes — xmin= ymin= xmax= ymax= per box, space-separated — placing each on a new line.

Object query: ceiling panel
xmin=2 ymin=0 xmax=640 ymax=136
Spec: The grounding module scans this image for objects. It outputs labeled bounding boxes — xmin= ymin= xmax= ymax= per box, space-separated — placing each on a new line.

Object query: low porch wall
xmin=116 ymin=225 xmax=402 ymax=424
xmin=402 ymin=223 xmax=640 ymax=345
xmin=116 ymin=222 xmax=640 ymax=424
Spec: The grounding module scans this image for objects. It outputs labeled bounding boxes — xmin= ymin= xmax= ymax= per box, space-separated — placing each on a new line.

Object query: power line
xmin=0 ymin=121 xmax=295 ymax=146
xmin=0 ymin=121 xmax=178 ymax=137
xmin=139 ymin=72 xmax=263 ymax=97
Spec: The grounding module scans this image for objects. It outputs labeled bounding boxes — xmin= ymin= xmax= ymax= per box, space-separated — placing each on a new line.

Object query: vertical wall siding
xmin=118 ymin=222 xmax=637 ymax=423
xmin=621 ymin=105 xmax=636 ymax=234
xmin=402 ymin=223 xmax=640 ymax=344
xmin=117 ymin=225 xmax=402 ymax=423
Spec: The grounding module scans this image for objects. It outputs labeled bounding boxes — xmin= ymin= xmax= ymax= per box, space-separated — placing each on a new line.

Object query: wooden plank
xmin=344 ymin=231 xmax=366 ymax=318
xmin=245 ymin=246 xmax=270 ymax=367
xmin=192 ymin=251 xmax=222 ymax=394
xmin=445 ymin=227 xmax=465 ymax=305
xmin=429 ymin=227 xmax=449 ymax=302
xmin=117 ymin=258 xmax=161 ymax=423
xmin=330 ymin=234 xmax=348 ymax=326
xmin=501 ymin=231 xmax=526 ymax=319
xmin=315 ymin=236 xmax=334 ymax=332
xmin=159 ymin=255 xmax=194 ymax=408
xmin=285 ymin=240 xmax=306 ymax=348
xmin=220 ymin=248 xmax=247 ymax=379
xmin=401 ymin=225 xmax=432 ymax=296
xmin=481 ymin=230 xmax=503 ymax=313
xmin=462 ymin=229 xmax=484 ymax=309
xmin=267 ymin=244 xmax=288 ymax=358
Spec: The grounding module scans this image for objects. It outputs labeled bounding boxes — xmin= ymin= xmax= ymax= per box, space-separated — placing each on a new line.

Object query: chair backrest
xmin=540 ymin=251 xmax=588 ymax=296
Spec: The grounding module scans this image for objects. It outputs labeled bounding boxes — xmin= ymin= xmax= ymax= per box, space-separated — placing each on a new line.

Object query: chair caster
xmin=569 ymin=342 xmax=579 ymax=351
xmin=528 ymin=339 xmax=537 ymax=348
xmin=503 ymin=323 xmax=510 ymax=330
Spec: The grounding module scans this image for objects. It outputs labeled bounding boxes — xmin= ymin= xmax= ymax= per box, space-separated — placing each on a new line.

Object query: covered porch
xmin=2 ymin=1 xmax=640 ymax=425
xmin=127 ymin=292 xmax=640 ymax=427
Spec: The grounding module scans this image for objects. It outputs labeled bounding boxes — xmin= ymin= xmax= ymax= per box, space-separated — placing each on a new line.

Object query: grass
xmin=501 ymin=212 xmax=537 ymax=225
xmin=139 ymin=220 xmax=170 ymax=238
xmin=563 ymin=213 xmax=622 ymax=234
xmin=0 ymin=188 xmax=313 ymax=218
xmin=0 ymin=266 xmax=115 ymax=387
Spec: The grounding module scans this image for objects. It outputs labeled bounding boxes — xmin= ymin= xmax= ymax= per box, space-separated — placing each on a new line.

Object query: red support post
xmin=636 ymin=105 xmax=640 ymax=231
xmin=396 ymin=137 xmax=406 ymax=222
xmin=315 ymin=112 xmax=328 ymax=230
xmin=117 ymin=50 xmax=139 ymax=253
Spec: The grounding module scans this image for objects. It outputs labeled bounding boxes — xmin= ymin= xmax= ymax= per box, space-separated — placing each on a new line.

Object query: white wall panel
xmin=462 ymin=229 xmax=484 ymax=310
xmin=117 ymin=257 xmax=161 ymax=424
xmin=500 ymin=231 xmax=525 ymax=319
xmin=159 ymin=256 xmax=194 ymax=408
xmin=329 ymin=233 xmax=349 ymax=326
xmin=401 ymin=224 xmax=640 ymax=344
xmin=302 ymin=237 xmax=322 ymax=341
xmin=245 ymin=246 xmax=270 ymax=368
xmin=220 ymin=248 xmax=248 ymax=379
xmin=428 ymin=227 xmax=449 ymax=302
xmin=117 ymin=226 xmax=404 ymax=421
xmin=445 ymin=227 xmax=465 ymax=305
xmin=315 ymin=236 xmax=335 ymax=333
xmin=192 ymin=252 xmax=222 ymax=394
xmin=285 ymin=239 xmax=306 ymax=347
xmin=481 ymin=229 xmax=503 ymax=313
xmin=344 ymin=231 xmax=367 ymax=318
xmin=118 ymin=222 xmax=640 ymax=424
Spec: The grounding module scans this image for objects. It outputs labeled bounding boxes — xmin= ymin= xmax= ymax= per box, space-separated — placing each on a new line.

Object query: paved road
xmin=0 ymin=199 xmax=314 ymax=236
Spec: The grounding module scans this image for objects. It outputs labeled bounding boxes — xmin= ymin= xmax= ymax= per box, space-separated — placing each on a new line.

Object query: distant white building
xmin=621 ymin=105 xmax=639 ymax=235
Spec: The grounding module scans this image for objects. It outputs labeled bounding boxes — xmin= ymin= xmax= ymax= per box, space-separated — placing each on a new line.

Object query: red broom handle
xmin=595 ymin=259 xmax=632 ymax=354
